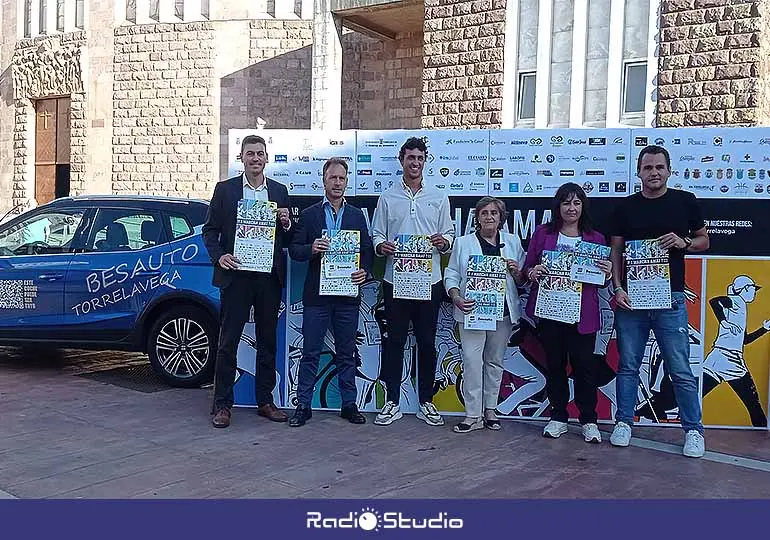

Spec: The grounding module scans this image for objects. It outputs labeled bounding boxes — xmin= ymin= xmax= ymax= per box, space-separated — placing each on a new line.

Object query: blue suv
xmin=0 ymin=195 xmax=220 ymax=387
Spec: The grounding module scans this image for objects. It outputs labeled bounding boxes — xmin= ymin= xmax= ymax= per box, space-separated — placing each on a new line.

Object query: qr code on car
xmin=0 ymin=279 xmax=37 ymax=310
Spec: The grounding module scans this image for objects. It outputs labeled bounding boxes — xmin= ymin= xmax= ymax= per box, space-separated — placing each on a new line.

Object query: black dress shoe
xmin=341 ymin=405 xmax=366 ymax=425
xmin=289 ymin=406 xmax=312 ymax=427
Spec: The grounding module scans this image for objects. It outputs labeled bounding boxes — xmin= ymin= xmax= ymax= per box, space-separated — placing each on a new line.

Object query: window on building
xmin=39 ymin=0 xmax=47 ymax=34
xmin=126 ymin=0 xmax=136 ymax=23
xmin=201 ymin=0 xmax=210 ymax=19
xmin=24 ymin=0 xmax=32 ymax=37
xmin=622 ymin=61 xmax=647 ymax=116
xmin=150 ymin=0 xmax=159 ymax=21
xmin=174 ymin=0 xmax=184 ymax=19
xmin=56 ymin=0 xmax=64 ymax=31
xmin=75 ymin=0 xmax=84 ymax=28
xmin=517 ymin=72 xmax=536 ymax=122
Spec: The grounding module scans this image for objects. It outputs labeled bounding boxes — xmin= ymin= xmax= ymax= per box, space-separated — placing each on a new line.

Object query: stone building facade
xmin=1 ymin=0 xmax=769 ymax=216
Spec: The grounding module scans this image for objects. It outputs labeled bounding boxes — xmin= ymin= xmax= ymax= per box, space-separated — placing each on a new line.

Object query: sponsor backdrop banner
xmin=229 ymin=128 xmax=770 ymax=430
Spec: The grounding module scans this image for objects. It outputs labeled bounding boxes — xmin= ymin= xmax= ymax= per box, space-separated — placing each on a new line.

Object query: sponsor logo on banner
xmin=453 ymin=169 xmax=471 ymax=176
xmin=449 ymin=183 xmax=463 ymax=191
xmin=702 ymin=156 xmax=714 ymax=162
xmin=688 ymin=138 xmax=707 ymax=145
xmin=673 ymin=138 xmax=681 ymax=144
xmin=756 ymin=184 xmax=765 ymax=193
xmin=470 ymin=182 xmax=486 ymax=190
xmin=582 ymin=182 xmax=594 ymax=193
xmin=468 ymin=155 xmax=486 ymax=161
xmin=364 ymin=138 xmax=399 ymax=148
xmin=435 ymin=184 xmax=445 ymax=189
xmin=612 ymin=136 xmax=624 ymax=144
xmin=714 ymin=137 xmax=723 ymax=146
xmin=634 ymin=183 xmax=642 ymax=192
xmin=289 ymin=183 xmax=306 ymax=190
xmin=560 ymin=170 xmax=575 ymax=177
xmin=306 ymin=508 xmax=463 ymax=531
xmin=445 ymin=137 xmax=485 ymax=145
xmin=274 ymin=172 xmax=290 ymax=177
xmin=572 ymin=155 xmax=589 ymax=163
xmin=614 ymin=182 xmax=627 ymax=193
xmin=358 ymin=169 xmax=372 ymax=176
xmin=546 ymin=154 xmax=556 ymax=163
xmin=510 ymin=139 xmax=529 ymax=145
xmin=550 ymin=135 xmax=563 ymax=146
xmin=438 ymin=155 xmax=460 ymax=161
xmin=530 ymin=138 xmax=544 ymax=146
xmin=489 ymin=169 xmax=503 ymax=179
xmin=585 ymin=170 xmax=603 ymax=176
xmin=588 ymin=137 xmax=606 ymax=146
xmin=599 ymin=182 xmax=610 ymax=193
xmin=275 ymin=155 xmax=288 ymax=163
xmin=493 ymin=182 xmax=501 ymax=191
xmin=329 ymin=139 xmax=344 ymax=145
xmin=509 ymin=183 xmax=519 ymax=192
xmin=523 ymin=183 xmax=534 ymax=193
xmin=311 ymin=183 xmax=320 ymax=190
xmin=720 ymin=185 xmax=730 ymax=193
xmin=654 ymin=137 xmax=665 ymax=145
xmin=568 ymin=138 xmax=587 ymax=145
xmin=475 ymin=168 xmax=486 ymax=176
xmin=731 ymin=138 xmax=752 ymax=145
xmin=357 ymin=154 xmax=372 ymax=163
xmin=592 ymin=156 xmax=608 ymax=162
xmin=509 ymin=156 xmax=525 ymax=162
xmin=360 ymin=182 xmax=369 ymax=191
xmin=759 ymin=138 xmax=770 ymax=146
xmin=635 ymin=136 xmax=648 ymax=146
xmin=375 ymin=171 xmax=392 ymax=176
xmin=531 ymin=155 xmax=542 ymax=163
xmin=616 ymin=154 xmax=626 ymax=162
xmin=537 ymin=170 xmax=553 ymax=176
xmin=680 ymin=155 xmax=696 ymax=162
xmin=296 ymin=171 xmax=311 ymax=176
xmin=440 ymin=168 xmax=450 ymax=177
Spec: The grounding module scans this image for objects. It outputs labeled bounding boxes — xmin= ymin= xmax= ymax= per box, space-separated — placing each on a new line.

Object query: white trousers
xmin=458 ymin=318 xmax=514 ymax=418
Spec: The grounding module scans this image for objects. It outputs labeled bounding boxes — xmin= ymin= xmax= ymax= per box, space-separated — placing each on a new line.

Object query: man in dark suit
xmin=203 ymin=134 xmax=293 ymax=428
xmin=287 ymin=157 xmax=373 ymax=427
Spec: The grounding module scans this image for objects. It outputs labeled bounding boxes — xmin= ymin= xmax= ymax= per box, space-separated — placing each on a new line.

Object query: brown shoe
xmin=258 ymin=403 xmax=288 ymax=422
xmin=212 ymin=407 xmax=231 ymax=428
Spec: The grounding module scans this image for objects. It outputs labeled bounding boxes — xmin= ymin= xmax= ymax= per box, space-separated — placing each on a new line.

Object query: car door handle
xmin=38 ymin=272 xmax=64 ymax=281
xmin=134 ymin=271 xmax=161 ymax=277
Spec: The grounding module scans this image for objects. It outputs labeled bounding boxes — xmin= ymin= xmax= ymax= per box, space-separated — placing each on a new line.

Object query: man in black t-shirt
xmin=609 ymin=145 xmax=710 ymax=458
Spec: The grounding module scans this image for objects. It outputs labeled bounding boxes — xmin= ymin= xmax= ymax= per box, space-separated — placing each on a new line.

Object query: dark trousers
xmin=296 ymin=300 xmax=360 ymax=409
xmin=381 ymin=281 xmax=443 ymax=405
xmin=703 ymin=372 xmax=768 ymax=428
xmin=213 ymin=272 xmax=281 ymax=411
xmin=539 ymin=319 xmax=599 ymax=424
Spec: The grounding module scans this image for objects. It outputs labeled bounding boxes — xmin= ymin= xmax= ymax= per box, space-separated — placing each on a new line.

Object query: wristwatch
xmin=683 ymin=237 xmax=692 ymax=250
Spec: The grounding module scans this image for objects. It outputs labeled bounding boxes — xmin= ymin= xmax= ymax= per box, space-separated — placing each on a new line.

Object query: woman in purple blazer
xmin=522 ymin=182 xmax=612 ymax=444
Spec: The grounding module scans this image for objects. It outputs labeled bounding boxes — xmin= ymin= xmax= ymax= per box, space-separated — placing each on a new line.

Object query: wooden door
xmin=34 ymin=97 xmax=71 ymax=205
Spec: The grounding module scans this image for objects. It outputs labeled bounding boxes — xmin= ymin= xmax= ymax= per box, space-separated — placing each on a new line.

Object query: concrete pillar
xmin=310 ymin=0 xmax=342 ymax=130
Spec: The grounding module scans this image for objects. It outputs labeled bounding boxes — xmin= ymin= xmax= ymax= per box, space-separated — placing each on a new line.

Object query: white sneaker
xmin=374 ymin=401 xmax=402 ymax=426
xmin=543 ymin=420 xmax=568 ymax=438
xmin=610 ymin=421 xmax=632 ymax=447
xmin=582 ymin=423 xmax=602 ymax=444
xmin=416 ymin=402 xmax=444 ymax=426
xmin=683 ymin=430 xmax=705 ymax=458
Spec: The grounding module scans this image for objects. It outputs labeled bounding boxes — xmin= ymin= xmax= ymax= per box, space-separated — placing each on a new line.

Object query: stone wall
xmin=657 ymin=0 xmax=760 ymax=127
xmin=343 ymin=31 xmax=422 ymax=130
xmin=112 ymin=23 xmax=216 ymax=199
xmin=422 ymin=0 xmax=506 ymax=129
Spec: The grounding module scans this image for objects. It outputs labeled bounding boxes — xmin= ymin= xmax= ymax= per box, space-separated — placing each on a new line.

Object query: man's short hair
xmin=322 ymin=157 xmax=349 ymax=177
xmin=637 ymin=144 xmax=671 ymax=173
xmin=241 ymin=134 xmax=267 ymax=156
xmin=399 ymin=137 xmax=428 ymax=161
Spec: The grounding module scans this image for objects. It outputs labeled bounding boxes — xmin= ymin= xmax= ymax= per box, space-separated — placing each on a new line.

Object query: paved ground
xmin=1 ymin=347 xmax=770 ymax=499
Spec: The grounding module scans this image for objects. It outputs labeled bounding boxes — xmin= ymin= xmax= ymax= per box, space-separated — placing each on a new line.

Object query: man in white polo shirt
xmin=371 ymin=137 xmax=455 ymax=426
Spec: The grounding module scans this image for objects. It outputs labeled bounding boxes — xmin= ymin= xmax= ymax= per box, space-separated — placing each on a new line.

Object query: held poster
xmin=393 ymin=234 xmax=433 ymax=300
xmin=464 ymin=255 xmax=507 ymax=331
xmin=534 ymin=250 xmax=582 ymax=324
xmin=233 ymin=199 xmax=276 ymax=273
xmin=571 ymin=241 xmax=611 ymax=285
xmin=625 ymin=239 xmax=672 ymax=309
xmin=320 ymin=229 xmax=360 ymax=298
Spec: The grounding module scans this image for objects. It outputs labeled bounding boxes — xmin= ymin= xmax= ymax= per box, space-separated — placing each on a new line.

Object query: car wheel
xmin=147 ymin=306 xmax=216 ymax=388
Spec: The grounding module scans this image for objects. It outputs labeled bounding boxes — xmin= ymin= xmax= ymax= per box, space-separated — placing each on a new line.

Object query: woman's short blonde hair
xmin=474 ymin=196 xmax=508 ymax=230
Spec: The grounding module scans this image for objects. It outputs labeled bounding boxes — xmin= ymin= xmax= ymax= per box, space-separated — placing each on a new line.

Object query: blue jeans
xmin=296 ymin=301 xmax=359 ymax=409
xmin=614 ymin=292 xmax=703 ymax=434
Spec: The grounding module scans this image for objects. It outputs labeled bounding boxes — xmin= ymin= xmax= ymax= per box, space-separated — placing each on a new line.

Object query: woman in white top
xmin=444 ymin=197 xmax=525 ymax=433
